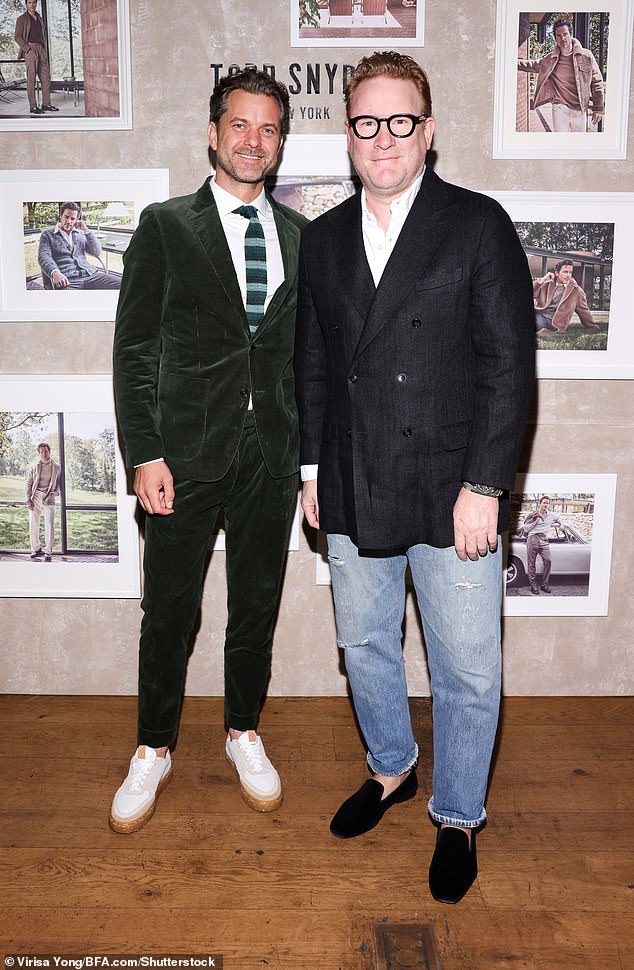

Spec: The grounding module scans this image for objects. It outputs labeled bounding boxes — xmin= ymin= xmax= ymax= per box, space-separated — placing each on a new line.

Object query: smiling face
xmin=345 ymin=76 xmax=435 ymax=205
xmin=208 ymin=90 xmax=283 ymax=201
xmin=37 ymin=445 xmax=50 ymax=461
xmin=554 ymin=24 xmax=573 ymax=55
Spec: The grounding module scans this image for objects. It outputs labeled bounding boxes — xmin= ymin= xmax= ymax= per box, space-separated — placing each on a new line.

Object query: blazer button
xmin=346 ymin=428 xmax=352 ymax=437
xmin=402 ymin=427 xmax=412 ymax=437
xmin=348 ymin=374 xmax=358 ymax=384
xmin=240 ymin=388 xmax=249 ymax=398
xmin=396 ymin=373 xmax=406 ymax=382
xmin=411 ymin=318 xmax=422 ymax=328
xmin=333 ymin=324 xmax=339 ymax=332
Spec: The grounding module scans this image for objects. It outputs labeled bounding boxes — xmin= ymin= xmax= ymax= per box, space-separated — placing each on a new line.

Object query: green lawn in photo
xmin=0 ymin=506 xmax=118 ymax=553
xmin=537 ymin=315 xmax=609 ymax=352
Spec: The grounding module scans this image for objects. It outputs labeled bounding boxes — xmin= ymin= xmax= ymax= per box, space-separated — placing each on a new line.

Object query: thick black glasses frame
xmin=348 ymin=113 xmax=428 ymax=139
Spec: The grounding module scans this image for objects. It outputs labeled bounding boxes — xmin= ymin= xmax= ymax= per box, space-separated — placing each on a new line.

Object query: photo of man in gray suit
xmin=295 ymin=51 xmax=535 ymax=904
xmin=111 ymin=69 xmax=307 ymax=833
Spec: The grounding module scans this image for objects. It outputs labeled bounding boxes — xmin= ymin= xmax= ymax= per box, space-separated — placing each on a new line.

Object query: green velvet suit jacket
xmin=113 ymin=180 xmax=308 ymax=481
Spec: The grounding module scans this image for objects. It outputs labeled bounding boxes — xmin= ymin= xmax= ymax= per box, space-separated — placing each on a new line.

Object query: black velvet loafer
xmin=330 ymin=769 xmax=418 ymax=839
xmin=428 ymin=826 xmax=477 ymax=904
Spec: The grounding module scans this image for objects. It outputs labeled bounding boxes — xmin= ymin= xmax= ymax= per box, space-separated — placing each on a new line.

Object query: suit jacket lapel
xmin=331 ymin=193 xmax=376 ymax=349
xmin=188 ymin=181 xmax=246 ymax=328
xmin=257 ymin=194 xmax=302 ymax=336
xmin=352 ymin=169 xmax=461 ymax=363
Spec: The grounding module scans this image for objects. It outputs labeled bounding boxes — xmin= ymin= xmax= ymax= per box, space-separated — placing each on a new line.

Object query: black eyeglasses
xmin=347 ymin=113 xmax=428 ymax=139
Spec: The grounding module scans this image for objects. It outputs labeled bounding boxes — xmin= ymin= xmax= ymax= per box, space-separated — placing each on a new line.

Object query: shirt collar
xmin=210 ymin=176 xmax=271 ymax=220
xmin=361 ymin=167 xmax=425 ymax=226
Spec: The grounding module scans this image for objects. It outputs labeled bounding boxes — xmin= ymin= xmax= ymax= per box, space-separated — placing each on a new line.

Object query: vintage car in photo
xmin=505 ymin=522 xmax=592 ymax=587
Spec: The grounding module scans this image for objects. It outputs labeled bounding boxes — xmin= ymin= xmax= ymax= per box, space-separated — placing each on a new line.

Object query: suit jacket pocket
xmin=442 ymin=419 xmax=471 ymax=452
xmin=413 ymin=267 xmax=464 ymax=292
xmin=158 ymin=371 xmax=209 ymax=460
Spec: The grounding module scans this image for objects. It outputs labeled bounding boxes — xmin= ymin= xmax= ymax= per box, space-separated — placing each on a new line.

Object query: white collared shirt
xmin=210 ymin=176 xmax=284 ymax=314
xmin=360 ymin=168 xmax=425 ymax=287
xmin=300 ymin=170 xmax=425 ymax=483
xmin=137 ymin=177 xmax=285 ymax=466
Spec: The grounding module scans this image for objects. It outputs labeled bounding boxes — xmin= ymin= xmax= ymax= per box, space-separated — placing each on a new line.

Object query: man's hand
xmin=76 ymin=219 xmax=89 ymax=232
xmin=134 ymin=460 xmax=175 ymax=516
xmin=592 ymin=110 xmax=604 ymax=126
xmin=26 ymin=500 xmax=34 ymax=510
xmin=453 ymin=487 xmax=499 ymax=561
xmin=301 ymin=479 xmax=319 ymax=529
xmin=51 ymin=269 xmax=70 ymax=288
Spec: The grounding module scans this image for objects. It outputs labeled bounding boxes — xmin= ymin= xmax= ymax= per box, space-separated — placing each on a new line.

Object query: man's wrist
xmin=462 ymin=481 xmax=504 ymax=498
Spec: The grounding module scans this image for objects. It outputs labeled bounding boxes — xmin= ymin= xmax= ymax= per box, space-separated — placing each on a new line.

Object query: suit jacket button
xmin=346 ymin=428 xmax=352 ymax=436
xmin=411 ymin=318 xmax=421 ymax=328
xmin=402 ymin=427 xmax=412 ymax=437
xmin=397 ymin=373 xmax=406 ymax=382
xmin=348 ymin=374 xmax=358 ymax=384
xmin=240 ymin=388 xmax=249 ymax=398
xmin=333 ymin=324 xmax=339 ymax=332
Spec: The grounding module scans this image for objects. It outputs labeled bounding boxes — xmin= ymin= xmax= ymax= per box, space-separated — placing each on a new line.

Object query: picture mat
xmin=289 ymin=0 xmax=425 ymax=48
xmin=493 ymin=0 xmax=633 ymax=158
xmin=487 ymin=191 xmax=634 ymax=378
xmin=0 ymin=169 xmax=169 ymax=322
xmin=0 ymin=0 xmax=132 ymax=132
xmin=0 ymin=375 xmax=140 ymax=598
xmin=503 ymin=472 xmax=616 ymax=616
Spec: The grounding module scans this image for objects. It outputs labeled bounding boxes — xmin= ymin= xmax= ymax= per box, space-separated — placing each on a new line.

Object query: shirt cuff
xmin=134 ymin=457 xmax=164 ymax=467
xmin=301 ymin=464 xmax=318 ymax=482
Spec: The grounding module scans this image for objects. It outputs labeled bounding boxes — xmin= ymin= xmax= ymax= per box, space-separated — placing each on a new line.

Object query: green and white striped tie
xmin=234 ymin=205 xmax=267 ymax=334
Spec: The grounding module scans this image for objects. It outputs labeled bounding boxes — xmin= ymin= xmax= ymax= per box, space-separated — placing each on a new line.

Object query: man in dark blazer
xmin=295 ymin=52 xmax=535 ymax=903
xmin=110 ymin=69 xmax=307 ymax=833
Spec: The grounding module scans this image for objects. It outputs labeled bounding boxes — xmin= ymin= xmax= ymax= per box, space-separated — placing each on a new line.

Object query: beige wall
xmin=1 ymin=0 xmax=633 ymax=696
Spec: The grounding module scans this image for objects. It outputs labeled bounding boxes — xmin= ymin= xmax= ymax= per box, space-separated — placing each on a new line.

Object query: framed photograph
xmin=0 ymin=169 xmax=170 ymax=322
xmin=504 ymin=473 xmax=616 ymax=616
xmin=0 ymin=0 xmax=132 ymax=130
xmin=212 ymin=497 xmax=301 ymax=552
xmin=493 ymin=1 xmax=633 ymax=158
xmin=486 ymin=191 xmax=634 ymax=378
xmin=290 ymin=0 xmax=425 ymax=48
xmin=0 ymin=375 xmax=140 ymax=598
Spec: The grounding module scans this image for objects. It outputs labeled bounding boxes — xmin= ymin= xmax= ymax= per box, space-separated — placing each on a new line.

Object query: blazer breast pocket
xmin=413 ymin=267 xmax=464 ymax=293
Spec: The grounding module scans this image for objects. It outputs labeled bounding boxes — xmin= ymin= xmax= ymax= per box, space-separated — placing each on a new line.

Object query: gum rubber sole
xmin=108 ymin=763 xmax=173 ymax=834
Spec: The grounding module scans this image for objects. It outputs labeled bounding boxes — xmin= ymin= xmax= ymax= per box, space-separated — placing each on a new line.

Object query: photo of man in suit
xmin=14 ymin=0 xmax=58 ymax=116
xmin=111 ymin=69 xmax=307 ymax=833
xmin=294 ymin=52 xmax=535 ymax=903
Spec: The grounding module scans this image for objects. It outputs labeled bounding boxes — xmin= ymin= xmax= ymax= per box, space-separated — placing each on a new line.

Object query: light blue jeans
xmin=327 ymin=533 xmax=503 ymax=828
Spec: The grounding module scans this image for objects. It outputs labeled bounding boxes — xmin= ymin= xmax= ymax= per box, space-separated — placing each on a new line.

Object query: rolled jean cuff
xmin=367 ymin=742 xmax=419 ymax=777
xmin=427 ymin=796 xmax=486 ymax=829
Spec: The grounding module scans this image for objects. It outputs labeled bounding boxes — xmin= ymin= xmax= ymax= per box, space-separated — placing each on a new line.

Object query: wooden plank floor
xmin=1 ymin=695 xmax=633 ymax=969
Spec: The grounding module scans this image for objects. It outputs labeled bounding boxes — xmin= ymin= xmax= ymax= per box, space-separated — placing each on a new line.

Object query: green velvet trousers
xmin=137 ymin=414 xmax=298 ymax=747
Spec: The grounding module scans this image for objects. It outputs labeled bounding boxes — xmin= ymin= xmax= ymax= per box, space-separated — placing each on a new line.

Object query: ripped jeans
xmin=327 ymin=533 xmax=503 ymax=828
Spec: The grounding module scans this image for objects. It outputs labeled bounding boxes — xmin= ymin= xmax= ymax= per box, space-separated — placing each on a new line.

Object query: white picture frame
xmin=492 ymin=0 xmax=633 ymax=158
xmin=0 ymin=375 xmax=140 ymax=598
xmin=290 ymin=0 xmax=425 ymax=48
xmin=0 ymin=169 xmax=169 ymax=322
xmin=0 ymin=0 xmax=132 ymax=131
xmin=486 ymin=191 xmax=634 ymax=378
xmin=503 ymin=473 xmax=617 ymax=616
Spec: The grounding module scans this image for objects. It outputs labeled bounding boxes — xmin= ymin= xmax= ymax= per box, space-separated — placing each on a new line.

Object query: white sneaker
xmin=225 ymin=731 xmax=282 ymax=812
xmin=109 ymin=745 xmax=173 ymax=833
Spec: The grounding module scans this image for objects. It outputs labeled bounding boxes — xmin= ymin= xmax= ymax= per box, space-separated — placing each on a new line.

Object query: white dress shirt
xmin=137 ymin=176 xmax=285 ymax=466
xmin=300 ymin=169 xmax=425 ymax=483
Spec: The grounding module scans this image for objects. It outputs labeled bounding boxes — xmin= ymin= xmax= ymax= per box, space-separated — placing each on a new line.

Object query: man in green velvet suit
xmin=110 ymin=69 xmax=307 ymax=833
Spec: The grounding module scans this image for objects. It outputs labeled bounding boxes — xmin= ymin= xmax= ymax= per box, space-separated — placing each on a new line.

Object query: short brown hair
xmin=554 ymin=259 xmax=574 ymax=274
xmin=209 ymin=68 xmax=291 ymax=136
xmin=344 ymin=51 xmax=432 ymax=118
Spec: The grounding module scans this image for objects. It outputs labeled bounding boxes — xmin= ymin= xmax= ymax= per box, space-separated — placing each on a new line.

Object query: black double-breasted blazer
xmin=113 ymin=181 xmax=308 ymax=481
xmin=294 ymin=168 xmax=535 ymax=549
